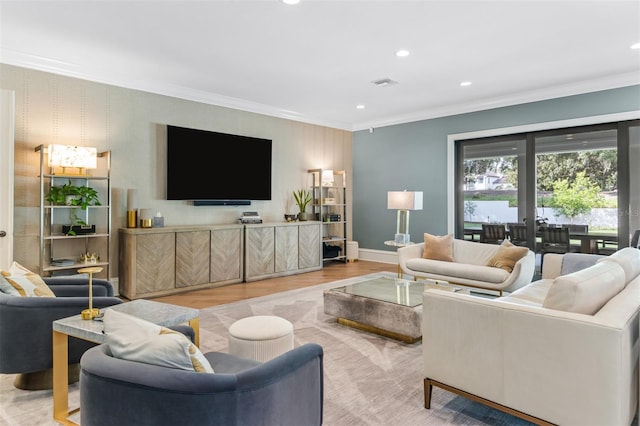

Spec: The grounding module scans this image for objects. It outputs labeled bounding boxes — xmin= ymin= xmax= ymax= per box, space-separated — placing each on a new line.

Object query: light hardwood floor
xmin=150 ymin=260 xmax=396 ymax=309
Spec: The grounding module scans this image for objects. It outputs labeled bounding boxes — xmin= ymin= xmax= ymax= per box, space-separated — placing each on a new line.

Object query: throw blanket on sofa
xmin=560 ymin=253 xmax=605 ymax=275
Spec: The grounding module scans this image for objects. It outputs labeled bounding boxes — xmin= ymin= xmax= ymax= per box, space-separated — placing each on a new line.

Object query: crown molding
xmin=0 ymin=49 xmax=353 ymax=131
xmin=2 ymin=48 xmax=637 ymax=133
xmin=352 ymin=72 xmax=640 ymax=131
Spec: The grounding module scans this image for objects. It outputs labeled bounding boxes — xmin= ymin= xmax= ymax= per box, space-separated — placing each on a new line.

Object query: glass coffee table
xmin=323 ymin=275 xmax=465 ymax=343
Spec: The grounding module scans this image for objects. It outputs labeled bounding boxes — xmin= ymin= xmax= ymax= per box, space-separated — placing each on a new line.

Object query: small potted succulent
xmin=293 ymin=189 xmax=312 ymax=221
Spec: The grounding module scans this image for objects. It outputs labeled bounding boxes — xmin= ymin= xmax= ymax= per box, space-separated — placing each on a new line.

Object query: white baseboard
xmin=358 ymin=248 xmax=397 ymax=265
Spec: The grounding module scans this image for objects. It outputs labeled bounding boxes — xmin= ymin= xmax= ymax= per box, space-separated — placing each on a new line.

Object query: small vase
xmin=298 ymin=212 xmax=308 ymax=221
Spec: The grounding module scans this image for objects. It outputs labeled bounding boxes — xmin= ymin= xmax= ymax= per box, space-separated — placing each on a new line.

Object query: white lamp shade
xmin=127 ymin=189 xmax=138 ymax=211
xmin=139 ymin=208 xmax=154 ymax=220
xmin=387 ymin=191 xmax=423 ymax=210
xmin=48 ymin=144 xmax=97 ymax=169
xmin=321 ymin=170 xmax=335 ymax=185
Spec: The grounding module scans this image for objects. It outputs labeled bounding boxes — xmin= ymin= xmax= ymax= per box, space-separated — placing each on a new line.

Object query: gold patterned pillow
xmin=486 ymin=240 xmax=529 ymax=273
xmin=0 ymin=262 xmax=55 ymax=297
xmin=103 ymin=309 xmax=214 ymax=373
xmin=0 ymin=274 xmax=21 ymax=296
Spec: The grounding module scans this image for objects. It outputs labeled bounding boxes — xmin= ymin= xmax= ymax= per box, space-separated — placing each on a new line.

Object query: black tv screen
xmin=166 ymin=125 xmax=272 ymax=201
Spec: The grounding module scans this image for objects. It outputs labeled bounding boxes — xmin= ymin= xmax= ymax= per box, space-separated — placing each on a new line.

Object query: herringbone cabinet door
xmin=245 ymin=227 xmax=275 ymax=278
xmin=136 ymin=233 xmax=175 ymax=294
xmin=176 ymin=231 xmax=211 ymax=288
xmin=299 ymin=224 xmax=321 ymax=269
xmin=275 ymin=226 xmax=298 ymax=273
xmin=211 ymin=228 xmax=242 ymax=282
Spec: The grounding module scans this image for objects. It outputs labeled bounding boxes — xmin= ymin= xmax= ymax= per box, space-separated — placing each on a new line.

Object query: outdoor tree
xmin=464 ymin=200 xmax=477 ymax=221
xmin=549 ymin=172 xmax=605 ymax=222
xmin=536 ymin=150 xmax=617 ymax=192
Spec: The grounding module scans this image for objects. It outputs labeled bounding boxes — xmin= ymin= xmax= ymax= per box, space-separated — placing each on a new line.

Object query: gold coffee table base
xmin=337 ymin=317 xmax=421 ymax=344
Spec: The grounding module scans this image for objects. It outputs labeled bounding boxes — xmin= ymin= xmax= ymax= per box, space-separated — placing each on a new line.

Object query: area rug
xmin=0 ymin=272 xmax=535 ymax=426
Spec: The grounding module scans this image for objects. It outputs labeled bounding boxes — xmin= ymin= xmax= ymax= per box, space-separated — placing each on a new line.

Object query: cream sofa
xmin=422 ymin=248 xmax=640 ymax=426
xmin=397 ymin=238 xmax=535 ymax=294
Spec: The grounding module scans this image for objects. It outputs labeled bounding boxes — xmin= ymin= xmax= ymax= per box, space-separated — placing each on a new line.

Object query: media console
xmin=119 ymin=222 xmax=322 ymax=299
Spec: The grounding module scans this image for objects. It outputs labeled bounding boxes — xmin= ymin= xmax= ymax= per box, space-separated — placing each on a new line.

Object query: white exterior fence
xmin=465 ymin=200 xmax=618 ymax=228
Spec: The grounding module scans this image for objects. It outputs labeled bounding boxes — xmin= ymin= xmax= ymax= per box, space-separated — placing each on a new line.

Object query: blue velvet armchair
xmin=80 ymin=342 xmax=324 ymax=426
xmin=0 ymin=275 xmax=122 ymax=389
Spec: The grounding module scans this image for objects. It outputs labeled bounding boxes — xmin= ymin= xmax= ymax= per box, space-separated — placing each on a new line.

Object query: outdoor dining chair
xmin=480 ymin=224 xmax=506 ymax=244
xmin=539 ymin=227 xmax=572 ymax=269
xmin=508 ymin=224 xmax=528 ymax=247
xmin=561 ymin=224 xmax=588 ymax=252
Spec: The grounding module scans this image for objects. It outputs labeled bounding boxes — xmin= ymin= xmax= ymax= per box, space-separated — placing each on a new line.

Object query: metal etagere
xmin=308 ymin=168 xmax=347 ymax=263
xmin=35 ymin=144 xmax=111 ymax=279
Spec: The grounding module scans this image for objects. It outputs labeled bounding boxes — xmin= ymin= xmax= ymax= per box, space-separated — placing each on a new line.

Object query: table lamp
xmin=127 ymin=188 xmax=138 ymax=228
xmin=321 ymin=170 xmax=335 ymax=186
xmin=78 ymin=266 xmax=103 ymax=320
xmin=387 ymin=191 xmax=423 ymax=244
xmin=48 ymin=144 xmax=97 ymax=175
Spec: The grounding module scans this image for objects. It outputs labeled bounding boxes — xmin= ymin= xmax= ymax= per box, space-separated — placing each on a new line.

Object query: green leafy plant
xmin=45 ymin=180 xmax=101 ymax=235
xmin=46 ymin=180 xmax=102 ymax=209
xmin=293 ymin=189 xmax=312 ymax=213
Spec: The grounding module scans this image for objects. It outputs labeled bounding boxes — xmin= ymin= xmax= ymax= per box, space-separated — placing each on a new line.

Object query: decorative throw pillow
xmin=486 ymin=240 xmax=529 ymax=273
xmin=543 ymin=260 xmax=625 ymax=315
xmin=0 ymin=261 xmax=55 ymax=297
xmin=0 ymin=274 xmax=21 ymax=296
xmin=422 ymin=233 xmax=454 ymax=262
xmin=102 ymin=309 xmax=214 ymax=373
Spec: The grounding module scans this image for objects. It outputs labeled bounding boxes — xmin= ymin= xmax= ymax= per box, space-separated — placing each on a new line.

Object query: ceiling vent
xmin=371 ymin=78 xmax=398 ymax=87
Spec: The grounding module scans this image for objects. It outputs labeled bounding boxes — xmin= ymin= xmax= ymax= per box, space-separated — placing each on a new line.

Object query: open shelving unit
xmin=308 ymin=168 xmax=347 ymax=263
xmin=36 ymin=145 xmax=111 ymax=279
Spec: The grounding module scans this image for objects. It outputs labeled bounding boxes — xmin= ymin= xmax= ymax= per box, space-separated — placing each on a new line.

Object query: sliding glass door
xmin=455 ymin=119 xmax=639 ymax=253
xmin=627 ymin=123 xmax=639 ymax=243
xmin=455 ymin=136 xmax=527 ymax=244
xmin=534 ymin=126 xmax=618 ymax=253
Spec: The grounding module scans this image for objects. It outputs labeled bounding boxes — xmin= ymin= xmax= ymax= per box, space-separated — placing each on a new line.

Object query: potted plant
xmin=46 ymin=180 xmax=101 ymax=235
xmin=293 ymin=189 xmax=312 ymax=221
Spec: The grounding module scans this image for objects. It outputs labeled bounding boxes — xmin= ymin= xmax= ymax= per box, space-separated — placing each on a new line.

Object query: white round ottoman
xmin=228 ymin=315 xmax=294 ymax=362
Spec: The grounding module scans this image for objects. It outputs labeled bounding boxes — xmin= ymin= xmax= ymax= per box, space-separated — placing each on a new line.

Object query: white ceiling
xmin=1 ymin=0 xmax=639 ymax=131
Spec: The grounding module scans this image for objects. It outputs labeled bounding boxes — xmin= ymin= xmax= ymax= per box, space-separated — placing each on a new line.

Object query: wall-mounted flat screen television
xmin=166 ymin=125 xmax=272 ymax=203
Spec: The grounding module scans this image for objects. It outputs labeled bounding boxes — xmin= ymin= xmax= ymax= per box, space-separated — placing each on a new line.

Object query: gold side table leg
xmin=53 ymin=330 xmax=72 ymax=424
xmin=189 ymin=317 xmax=200 ymax=347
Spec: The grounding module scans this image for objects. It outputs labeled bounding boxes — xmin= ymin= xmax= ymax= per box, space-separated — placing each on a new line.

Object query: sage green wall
xmin=1 ymin=64 xmax=352 ymax=278
xmin=353 ymin=85 xmax=640 ymax=251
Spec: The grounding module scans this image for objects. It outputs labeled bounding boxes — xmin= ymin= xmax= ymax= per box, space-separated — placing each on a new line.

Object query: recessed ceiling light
xmin=395 ymin=49 xmax=410 ymax=57
xmin=281 ymin=0 xmax=300 ymax=4
xmin=356 ymin=104 xmax=366 ymax=109
xmin=460 ymin=81 xmax=472 ymax=87
xmin=632 ymin=42 xmax=640 ymax=50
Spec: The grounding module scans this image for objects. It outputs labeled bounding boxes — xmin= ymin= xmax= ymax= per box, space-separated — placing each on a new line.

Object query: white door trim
xmin=0 ymin=90 xmax=15 ymax=269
